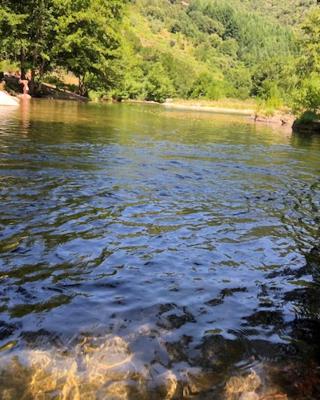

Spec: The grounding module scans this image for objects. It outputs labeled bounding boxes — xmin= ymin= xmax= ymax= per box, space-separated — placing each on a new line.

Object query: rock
xmin=153 ymin=370 xmax=178 ymax=400
xmin=309 ymin=244 xmax=320 ymax=259
xmin=239 ymin=392 xmax=259 ymax=400
xmin=81 ymin=335 xmax=132 ymax=371
xmin=0 ymin=335 xmax=137 ymax=400
xmin=0 ymin=91 xmax=19 ymax=106
xmin=99 ymin=380 xmax=130 ymax=400
xmin=27 ymin=350 xmax=80 ymax=400
xmin=293 ymin=119 xmax=320 ymax=134
xmin=306 ymin=244 xmax=320 ymax=268
xmin=225 ymin=370 xmax=262 ymax=400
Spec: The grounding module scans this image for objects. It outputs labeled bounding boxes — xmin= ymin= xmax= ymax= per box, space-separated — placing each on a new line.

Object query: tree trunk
xmin=20 ymin=51 xmax=26 ymax=81
xmin=29 ymin=68 xmax=36 ymax=96
xmin=78 ymin=75 xmax=87 ymax=97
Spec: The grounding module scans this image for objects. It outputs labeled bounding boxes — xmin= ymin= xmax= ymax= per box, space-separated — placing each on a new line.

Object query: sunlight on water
xmin=0 ymin=101 xmax=320 ymax=399
xmin=0 ymin=334 xmax=290 ymax=400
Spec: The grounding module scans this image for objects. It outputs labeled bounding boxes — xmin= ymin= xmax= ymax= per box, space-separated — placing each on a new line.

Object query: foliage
xmin=298 ymin=7 xmax=320 ymax=75
xmin=0 ymin=0 xmax=56 ymax=80
xmin=293 ymin=73 xmax=320 ymax=114
xmin=297 ymin=110 xmax=319 ymax=123
xmin=294 ymin=7 xmax=320 ymax=115
xmin=0 ymin=0 xmax=124 ymax=95
xmin=115 ymin=0 xmax=301 ymax=103
xmin=230 ymin=0 xmax=317 ymax=25
xmin=0 ymin=59 xmax=19 ymax=73
xmin=53 ymin=0 xmax=124 ymax=96
xmin=0 ymin=0 xmax=319 ymax=109
xmin=144 ymin=62 xmax=175 ymax=102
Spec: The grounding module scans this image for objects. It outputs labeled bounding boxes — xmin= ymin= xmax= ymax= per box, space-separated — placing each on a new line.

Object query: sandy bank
xmin=162 ymin=101 xmax=296 ymax=128
xmin=124 ymin=100 xmax=294 ymax=127
xmin=162 ymin=102 xmax=254 ymax=116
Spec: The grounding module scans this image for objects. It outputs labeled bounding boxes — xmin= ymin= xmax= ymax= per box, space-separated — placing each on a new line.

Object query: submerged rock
xmin=239 ymin=392 xmax=259 ymax=400
xmin=225 ymin=368 xmax=291 ymax=400
xmin=0 ymin=335 xmax=140 ymax=400
xmin=153 ymin=370 xmax=178 ymax=400
xmin=0 ymin=343 xmax=293 ymax=400
xmin=225 ymin=370 xmax=261 ymax=400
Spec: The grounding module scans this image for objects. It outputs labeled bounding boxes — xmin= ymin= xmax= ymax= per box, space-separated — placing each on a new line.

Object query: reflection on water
xmin=20 ymin=97 xmax=31 ymax=132
xmin=0 ymin=100 xmax=320 ymax=399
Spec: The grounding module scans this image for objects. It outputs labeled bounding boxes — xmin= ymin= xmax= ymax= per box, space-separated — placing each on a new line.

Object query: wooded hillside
xmin=114 ymin=0 xmax=317 ymax=103
xmin=0 ymin=0 xmax=319 ymax=114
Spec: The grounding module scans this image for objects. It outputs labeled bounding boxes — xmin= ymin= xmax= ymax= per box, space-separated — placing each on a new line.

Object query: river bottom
xmin=0 ymin=329 xmax=319 ymax=400
xmin=0 ymin=101 xmax=320 ymax=399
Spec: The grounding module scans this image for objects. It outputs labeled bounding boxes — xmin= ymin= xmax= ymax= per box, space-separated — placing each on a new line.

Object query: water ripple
xmin=0 ymin=102 xmax=320 ymax=398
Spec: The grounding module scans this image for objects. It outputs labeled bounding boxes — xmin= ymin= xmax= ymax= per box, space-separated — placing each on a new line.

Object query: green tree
xmin=53 ymin=0 xmax=124 ymax=96
xmin=298 ymin=7 xmax=320 ymax=74
xmin=226 ymin=66 xmax=252 ymax=99
xmin=144 ymin=62 xmax=175 ymax=102
xmin=294 ymin=7 xmax=320 ymax=115
xmin=189 ymin=73 xmax=228 ymax=100
xmin=0 ymin=0 xmax=125 ymax=96
xmin=293 ymin=73 xmax=320 ymax=114
xmin=0 ymin=0 xmax=56 ymax=84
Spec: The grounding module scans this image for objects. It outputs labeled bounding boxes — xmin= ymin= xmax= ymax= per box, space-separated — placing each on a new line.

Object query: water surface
xmin=0 ymin=101 xmax=320 ymax=399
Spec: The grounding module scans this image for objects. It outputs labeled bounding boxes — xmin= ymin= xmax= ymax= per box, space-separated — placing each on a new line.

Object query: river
xmin=0 ymin=100 xmax=319 ymax=399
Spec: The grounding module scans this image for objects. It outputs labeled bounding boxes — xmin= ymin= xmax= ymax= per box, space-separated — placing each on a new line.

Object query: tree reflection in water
xmin=0 ymin=106 xmax=319 ymax=399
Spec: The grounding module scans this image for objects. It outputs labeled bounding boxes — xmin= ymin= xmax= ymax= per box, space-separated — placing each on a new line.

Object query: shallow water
xmin=0 ymin=100 xmax=320 ymax=399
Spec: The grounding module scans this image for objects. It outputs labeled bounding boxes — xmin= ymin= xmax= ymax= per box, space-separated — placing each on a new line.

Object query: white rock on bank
xmin=0 ymin=91 xmax=20 ymax=106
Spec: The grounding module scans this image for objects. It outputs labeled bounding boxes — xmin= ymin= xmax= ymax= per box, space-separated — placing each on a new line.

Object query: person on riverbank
xmin=19 ymin=77 xmax=30 ymax=97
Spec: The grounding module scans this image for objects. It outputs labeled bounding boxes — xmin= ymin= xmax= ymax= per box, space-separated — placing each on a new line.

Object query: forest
xmin=1 ymin=2 xmax=320 ymax=399
xmin=0 ymin=0 xmax=319 ymax=116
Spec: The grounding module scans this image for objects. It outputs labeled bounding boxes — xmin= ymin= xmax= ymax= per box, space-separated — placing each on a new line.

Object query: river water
xmin=0 ymin=100 xmax=319 ymax=399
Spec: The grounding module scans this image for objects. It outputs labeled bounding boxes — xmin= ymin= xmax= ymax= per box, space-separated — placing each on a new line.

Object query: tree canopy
xmin=293 ymin=7 xmax=320 ymax=115
xmin=0 ymin=0 xmax=124 ymax=94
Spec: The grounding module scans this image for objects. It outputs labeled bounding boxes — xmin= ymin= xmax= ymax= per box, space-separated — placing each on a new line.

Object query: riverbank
xmin=0 ymin=82 xmax=298 ymax=129
xmin=163 ymin=99 xmax=297 ymax=126
xmin=292 ymin=113 xmax=320 ymax=134
xmin=124 ymin=98 xmax=295 ymax=128
xmin=293 ymin=120 xmax=320 ymax=134
xmin=163 ymin=98 xmax=257 ymax=113
xmin=39 ymin=83 xmax=88 ymax=102
xmin=124 ymin=98 xmax=256 ymax=115
xmin=3 ymin=75 xmax=88 ymax=103
xmin=162 ymin=102 xmax=254 ymax=116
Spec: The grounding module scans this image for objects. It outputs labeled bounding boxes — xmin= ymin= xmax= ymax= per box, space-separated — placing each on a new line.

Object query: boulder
xmin=225 ymin=370 xmax=262 ymax=400
xmin=293 ymin=119 xmax=320 ymax=134
xmin=0 ymin=91 xmax=19 ymax=106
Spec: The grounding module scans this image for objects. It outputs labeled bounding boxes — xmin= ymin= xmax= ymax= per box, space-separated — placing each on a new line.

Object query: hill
xmin=113 ymin=0 xmax=316 ymax=103
xmin=229 ymin=0 xmax=317 ymax=25
xmin=0 ymin=0 xmax=317 ymax=108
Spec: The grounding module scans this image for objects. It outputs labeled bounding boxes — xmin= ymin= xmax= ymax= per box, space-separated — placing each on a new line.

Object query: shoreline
xmin=123 ymin=98 xmax=256 ymax=116
xmin=124 ymin=99 xmax=295 ymax=128
xmin=162 ymin=102 xmax=254 ymax=116
xmin=0 ymin=90 xmax=300 ymax=130
xmin=293 ymin=118 xmax=320 ymax=134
